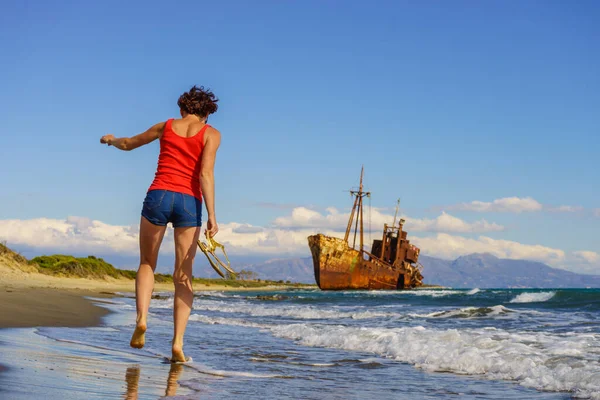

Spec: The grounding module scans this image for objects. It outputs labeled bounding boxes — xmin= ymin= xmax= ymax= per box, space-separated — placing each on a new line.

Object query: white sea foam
xmin=190 ymin=365 xmax=283 ymax=378
xmin=149 ymin=297 xmax=174 ymax=309
xmin=403 ymin=290 xmax=463 ymax=297
xmin=114 ymin=291 xmax=136 ymax=298
xmin=336 ymin=289 xmax=462 ymax=297
xmin=358 ymin=357 xmax=384 ymax=364
xmin=413 ymin=305 xmax=514 ymax=319
xmin=269 ymin=323 xmax=600 ymax=398
xmin=189 ymin=313 xmax=265 ymax=329
xmin=338 ymin=290 xmax=399 ymax=296
xmin=510 ymin=292 xmax=556 ymax=303
xmin=467 ymin=288 xmax=481 ymax=295
xmin=99 ymin=300 xmax=134 ymax=311
xmin=186 ymin=299 xmax=394 ymax=320
xmin=194 ymin=291 xmax=244 ymax=299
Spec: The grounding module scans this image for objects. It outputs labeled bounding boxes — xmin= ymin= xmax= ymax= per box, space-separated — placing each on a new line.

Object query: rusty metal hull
xmin=308 ymin=234 xmax=409 ymax=290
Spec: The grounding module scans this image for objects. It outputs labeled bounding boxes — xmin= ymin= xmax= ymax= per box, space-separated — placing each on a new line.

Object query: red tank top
xmin=147 ymin=119 xmax=208 ymax=200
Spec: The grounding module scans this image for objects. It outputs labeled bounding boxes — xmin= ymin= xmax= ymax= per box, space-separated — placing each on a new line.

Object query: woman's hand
xmin=100 ymin=134 xmax=115 ymax=145
xmin=205 ymin=216 xmax=219 ymax=238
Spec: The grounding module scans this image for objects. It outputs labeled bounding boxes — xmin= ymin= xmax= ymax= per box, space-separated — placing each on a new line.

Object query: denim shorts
xmin=141 ymin=190 xmax=202 ymax=228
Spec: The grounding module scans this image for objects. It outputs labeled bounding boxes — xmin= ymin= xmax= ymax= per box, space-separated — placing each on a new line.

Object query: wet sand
xmin=0 ymin=287 xmax=113 ymax=328
xmin=0 ymin=328 xmax=198 ymax=399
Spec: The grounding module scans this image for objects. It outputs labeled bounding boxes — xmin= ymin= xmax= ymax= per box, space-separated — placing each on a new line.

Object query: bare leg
xmin=130 ymin=216 xmax=167 ymax=349
xmin=171 ymin=225 xmax=201 ymax=362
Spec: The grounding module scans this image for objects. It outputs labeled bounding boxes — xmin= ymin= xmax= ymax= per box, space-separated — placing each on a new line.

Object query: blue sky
xmin=0 ymin=1 xmax=598 ymax=273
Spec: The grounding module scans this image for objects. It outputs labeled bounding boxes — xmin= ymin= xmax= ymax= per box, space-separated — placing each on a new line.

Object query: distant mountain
xmin=243 ymin=253 xmax=600 ymax=288
xmin=244 ymin=257 xmax=315 ymax=283
xmin=418 ymin=253 xmax=600 ymax=288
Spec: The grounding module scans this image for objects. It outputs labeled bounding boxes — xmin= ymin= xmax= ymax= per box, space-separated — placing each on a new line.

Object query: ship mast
xmin=392 ymin=198 xmax=400 ymax=233
xmin=344 ymin=166 xmax=371 ymax=253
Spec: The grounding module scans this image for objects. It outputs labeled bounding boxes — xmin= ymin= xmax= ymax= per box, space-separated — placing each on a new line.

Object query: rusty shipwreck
xmin=307 ymin=168 xmax=424 ymax=290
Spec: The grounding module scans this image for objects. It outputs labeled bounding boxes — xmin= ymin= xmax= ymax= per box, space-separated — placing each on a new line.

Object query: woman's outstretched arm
xmin=100 ymin=121 xmax=166 ymax=151
xmin=200 ymin=126 xmax=221 ymax=237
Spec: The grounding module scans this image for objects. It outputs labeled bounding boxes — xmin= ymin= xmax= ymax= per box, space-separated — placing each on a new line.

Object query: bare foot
xmin=171 ymin=342 xmax=187 ymax=363
xmin=130 ymin=324 xmax=147 ymax=349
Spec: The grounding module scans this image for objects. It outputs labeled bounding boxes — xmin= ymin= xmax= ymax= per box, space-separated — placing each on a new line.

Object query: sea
xmin=1 ymin=288 xmax=599 ymax=399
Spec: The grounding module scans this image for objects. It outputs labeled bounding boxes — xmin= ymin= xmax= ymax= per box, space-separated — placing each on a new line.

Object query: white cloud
xmin=411 ymin=233 xmax=566 ymax=265
xmin=273 ymin=207 xmax=345 ymax=229
xmin=411 ymin=236 xmax=600 ymax=274
xmin=1 ymin=215 xmax=597 ymax=275
xmin=594 ymin=209 xmax=600 ymax=218
xmin=231 ymin=224 xmax=264 ymax=234
xmin=408 ymin=212 xmax=503 ymax=233
xmin=0 ymin=217 xmax=327 ymax=257
xmin=573 ymin=251 xmax=599 ymax=264
xmin=446 ymin=197 xmax=589 ymax=214
xmin=447 ymin=197 xmax=543 ymax=213
xmin=214 ymin=222 xmax=337 ymax=255
xmin=0 ymin=217 xmax=141 ymax=255
xmin=273 ymin=207 xmax=503 ymax=233
xmin=0 ymin=211 xmax=502 ymax=259
xmin=547 ymin=205 xmax=584 ymax=213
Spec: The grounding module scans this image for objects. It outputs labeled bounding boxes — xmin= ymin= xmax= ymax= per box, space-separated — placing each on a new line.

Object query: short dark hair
xmin=177 ymin=85 xmax=219 ymax=118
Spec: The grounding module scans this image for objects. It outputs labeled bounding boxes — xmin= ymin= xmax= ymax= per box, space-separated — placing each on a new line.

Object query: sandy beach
xmin=0 ymin=287 xmax=114 ymax=328
xmin=0 ymin=256 xmax=291 ymax=399
xmin=0 ymin=254 xmax=288 ymax=329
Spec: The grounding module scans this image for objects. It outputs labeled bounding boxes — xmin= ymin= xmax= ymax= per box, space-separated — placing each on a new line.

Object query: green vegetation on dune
xmin=29 ymin=254 xmax=312 ymax=287
xmin=32 ymin=254 xmax=136 ymax=280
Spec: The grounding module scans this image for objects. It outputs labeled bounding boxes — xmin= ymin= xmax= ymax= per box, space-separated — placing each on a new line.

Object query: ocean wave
xmin=114 ymin=292 xmax=136 ymax=298
xmin=467 ymin=288 xmax=480 ymax=295
xmin=194 ymin=291 xmax=243 ymax=299
xmin=401 ymin=290 xmax=464 ymax=297
xmin=334 ymin=289 xmax=463 ymax=297
xmin=413 ymin=305 xmax=514 ymax=319
xmin=189 ymin=313 xmax=265 ymax=329
xmin=269 ymin=324 xmax=600 ymax=398
xmin=510 ymin=292 xmax=556 ymax=303
xmin=186 ymin=299 xmax=394 ymax=320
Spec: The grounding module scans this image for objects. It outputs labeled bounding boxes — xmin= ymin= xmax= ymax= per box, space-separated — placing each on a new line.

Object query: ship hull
xmin=308 ymin=234 xmax=404 ymax=290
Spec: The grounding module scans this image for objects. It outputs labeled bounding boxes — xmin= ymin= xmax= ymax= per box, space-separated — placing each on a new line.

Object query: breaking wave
xmin=510 ymin=292 xmax=556 ymax=303
xmin=184 ymin=299 xmax=393 ymax=320
xmin=415 ymin=305 xmax=514 ymax=319
xmin=269 ymin=323 xmax=600 ymax=398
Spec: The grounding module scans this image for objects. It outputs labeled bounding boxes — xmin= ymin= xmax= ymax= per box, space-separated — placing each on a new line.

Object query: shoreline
xmin=0 ymin=259 xmax=442 ymax=330
xmin=0 ymin=262 xmax=298 ymax=329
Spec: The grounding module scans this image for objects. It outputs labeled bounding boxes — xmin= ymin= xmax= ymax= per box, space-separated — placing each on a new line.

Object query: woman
xmin=100 ymin=85 xmax=221 ymax=363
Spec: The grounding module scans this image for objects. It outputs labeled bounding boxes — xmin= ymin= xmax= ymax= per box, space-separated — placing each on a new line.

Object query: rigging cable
xmin=368 ymin=192 xmax=371 ymax=246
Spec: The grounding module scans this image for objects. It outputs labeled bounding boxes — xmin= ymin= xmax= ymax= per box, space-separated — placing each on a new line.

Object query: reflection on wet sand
xmin=124 ymin=363 xmax=185 ymax=399
xmin=166 ymin=364 xmax=184 ymax=396
xmin=125 ymin=366 xmax=140 ymax=400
